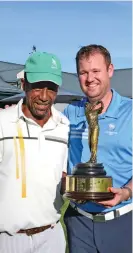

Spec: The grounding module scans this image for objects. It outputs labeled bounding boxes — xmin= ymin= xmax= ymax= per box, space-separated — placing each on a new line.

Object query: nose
xmin=39 ymin=88 xmax=48 ymax=100
xmin=86 ymin=72 xmax=94 ymax=83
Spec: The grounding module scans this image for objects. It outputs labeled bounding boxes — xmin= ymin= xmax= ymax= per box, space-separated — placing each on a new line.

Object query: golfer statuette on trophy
xmin=65 ymin=101 xmax=114 ymax=201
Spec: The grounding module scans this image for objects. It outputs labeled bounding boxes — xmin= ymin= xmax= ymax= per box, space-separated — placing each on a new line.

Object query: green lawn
xmin=60 ymin=199 xmax=70 ymax=253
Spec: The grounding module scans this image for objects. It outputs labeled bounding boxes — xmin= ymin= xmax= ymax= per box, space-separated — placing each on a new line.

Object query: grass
xmin=60 ymin=199 xmax=70 ymax=253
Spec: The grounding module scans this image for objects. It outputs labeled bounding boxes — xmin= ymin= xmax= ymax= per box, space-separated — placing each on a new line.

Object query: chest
xmin=69 ymin=117 xmax=132 ymax=164
xmin=1 ymin=121 xmax=68 ymax=175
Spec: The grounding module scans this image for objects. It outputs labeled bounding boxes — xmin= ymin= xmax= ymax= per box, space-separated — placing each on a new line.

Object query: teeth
xmin=88 ymin=84 xmax=97 ymax=88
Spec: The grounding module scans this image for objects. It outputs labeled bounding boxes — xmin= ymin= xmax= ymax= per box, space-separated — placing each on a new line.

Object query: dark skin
xmin=21 ymin=80 xmax=58 ymax=127
xmin=21 ymin=79 xmax=66 ymax=192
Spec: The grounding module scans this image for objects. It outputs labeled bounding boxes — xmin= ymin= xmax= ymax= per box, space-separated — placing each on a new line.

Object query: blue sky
xmin=0 ymin=1 xmax=132 ymax=72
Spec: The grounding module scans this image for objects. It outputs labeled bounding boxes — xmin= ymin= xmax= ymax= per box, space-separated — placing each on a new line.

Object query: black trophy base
xmin=73 ymin=162 xmax=106 ymax=176
xmin=65 ymin=191 xmax=114 ymax=201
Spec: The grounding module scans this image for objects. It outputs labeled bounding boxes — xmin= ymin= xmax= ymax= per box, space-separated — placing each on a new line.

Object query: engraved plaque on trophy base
xmin=65 ymin=163 xmax=114 ymax=201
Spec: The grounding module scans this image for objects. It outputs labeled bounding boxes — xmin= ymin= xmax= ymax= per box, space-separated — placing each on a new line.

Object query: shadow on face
xmin=22 ymin=80 xmax=58 ymax=120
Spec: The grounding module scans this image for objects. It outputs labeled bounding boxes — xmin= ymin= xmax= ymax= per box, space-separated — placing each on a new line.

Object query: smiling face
xmin=22 ymin=81 xmax=58 ymax=126
xmin=78 ymin=53 xmax=114 ymax=103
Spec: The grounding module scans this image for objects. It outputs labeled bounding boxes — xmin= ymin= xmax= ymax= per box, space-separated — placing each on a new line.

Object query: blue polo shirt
xmin=63 ymin=89 xmax=132 ymax=213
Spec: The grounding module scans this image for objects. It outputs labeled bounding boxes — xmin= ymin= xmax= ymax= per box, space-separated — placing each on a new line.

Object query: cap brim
xmin=26 ymin=73 xmax=62 ymax=86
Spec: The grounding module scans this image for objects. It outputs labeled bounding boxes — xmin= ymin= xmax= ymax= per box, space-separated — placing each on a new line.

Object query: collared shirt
xmin=64 ymin=89 xmax=132 ymax=213
xmin=0 ymin=99 xmax=69 ymax=234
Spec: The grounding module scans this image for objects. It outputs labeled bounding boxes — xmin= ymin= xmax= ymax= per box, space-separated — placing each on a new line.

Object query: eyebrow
xmin=26 ymin=82 xmax=58 ymax=91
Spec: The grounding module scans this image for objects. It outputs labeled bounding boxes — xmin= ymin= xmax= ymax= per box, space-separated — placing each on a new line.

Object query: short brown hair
xmin=76 ymin=44 xmax=111 ymax=73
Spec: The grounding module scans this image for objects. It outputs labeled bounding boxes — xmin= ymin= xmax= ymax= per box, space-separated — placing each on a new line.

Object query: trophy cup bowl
xmin=65 ymin=101 xmax=114 ymax=201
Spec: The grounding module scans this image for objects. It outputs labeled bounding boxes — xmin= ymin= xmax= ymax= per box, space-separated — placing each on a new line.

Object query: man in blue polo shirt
xmin=63 ymin=44 xmax=132 ymax=253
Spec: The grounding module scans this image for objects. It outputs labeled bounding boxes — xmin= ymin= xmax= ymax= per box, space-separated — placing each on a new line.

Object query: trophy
xmin=65 ymin=101 xmax=114 ymax=201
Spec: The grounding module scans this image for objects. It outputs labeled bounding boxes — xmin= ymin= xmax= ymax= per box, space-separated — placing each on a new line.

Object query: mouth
xmin=34 ymin=101 xmax=50 ymax=111
xmin=86 ymin=83 xmax=98 ymax=89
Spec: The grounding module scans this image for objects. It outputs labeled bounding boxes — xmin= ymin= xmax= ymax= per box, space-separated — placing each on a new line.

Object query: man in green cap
xmin=0 ymin=51 xmax=69 ymax=253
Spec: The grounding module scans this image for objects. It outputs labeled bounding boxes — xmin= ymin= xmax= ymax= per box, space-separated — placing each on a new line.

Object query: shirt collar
xmin=77 ymin=89 xmax=122 ymax=119
xmin=104 ymin=89 xmax=122 ymax=119
xmin=11 ymin=99 xmax=69 ymax=127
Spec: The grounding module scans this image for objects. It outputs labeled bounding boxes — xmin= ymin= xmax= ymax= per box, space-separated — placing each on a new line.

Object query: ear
xmin=21 ymin=79 xmax=25 ymax=91
xmin=108 ymin=64 xmax=114 ymax=78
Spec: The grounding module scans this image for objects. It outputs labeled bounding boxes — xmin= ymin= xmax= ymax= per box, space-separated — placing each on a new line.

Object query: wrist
xmin=121 ymin=186 xmax=132 ymax=201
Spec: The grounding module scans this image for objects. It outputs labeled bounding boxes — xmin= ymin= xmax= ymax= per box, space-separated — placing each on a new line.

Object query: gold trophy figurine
xmin=65 ymin=101 xmax=114 ymax=201
xmin=85 ymin=101 xmax=103 ymax=165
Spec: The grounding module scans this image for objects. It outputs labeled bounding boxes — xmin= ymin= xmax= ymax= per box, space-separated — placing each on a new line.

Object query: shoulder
xmin=52 ymin=106 xmax=70 ymax=126
xmin=59 ymin=111 xmax=70 ymax=126
xmin=113 ymin=89 xmax=132 ymax=108
xmin=63 ymin=98 xmax=86 ymax=120
xmin=120 ymin=96 xmax=132 ymax=107
xmin=112 ymin=90 xmax=132 ymax=118
xmin=119 ymin=95 xmax=132 ymax=116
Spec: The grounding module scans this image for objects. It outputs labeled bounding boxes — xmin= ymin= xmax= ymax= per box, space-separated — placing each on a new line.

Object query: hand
xmin=98 ymin=187 xmax=130 ymax=208
xmin=0 ymin=104 xmax=16 ymax=110
xmin=5 ymin=104 xmax=16 ymax=108
xmin=0 ymin=105 xmax=11 ymax=110
xmin=5 ymin=105 xmax=10 ymax=109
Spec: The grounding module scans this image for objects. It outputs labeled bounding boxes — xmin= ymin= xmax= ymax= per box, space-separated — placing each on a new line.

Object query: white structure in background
xmin=17 ymin=70 xmax=24 ymax=79
xmin=1 ymin=66 xmax=131 ymax=110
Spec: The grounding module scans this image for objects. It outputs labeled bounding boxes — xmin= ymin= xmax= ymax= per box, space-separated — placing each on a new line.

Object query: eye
xmin=34 ymin=89 xmax=41 ymax=91
xmin=93 ymin=70 xmax=100 ymax=73
xmin=48 ymin=88 xmax=56 ymax=92
xmin=79 ymin=71 xmax=87 ymax=75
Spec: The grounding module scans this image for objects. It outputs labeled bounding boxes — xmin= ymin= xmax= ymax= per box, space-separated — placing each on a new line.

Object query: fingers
xmin=98 ymin=200 xmax=115 ymax=207
xmin=5 ymin=105 xmax=10 ymax=109
xmin=108 ymin=187 xmax=122 ymax=194
xmin=98 ymin=187 xmax=123 ymax=207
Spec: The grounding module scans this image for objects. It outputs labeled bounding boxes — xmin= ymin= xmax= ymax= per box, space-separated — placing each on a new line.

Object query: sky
xmin=0 ymin=1 xmax=132 ymax=72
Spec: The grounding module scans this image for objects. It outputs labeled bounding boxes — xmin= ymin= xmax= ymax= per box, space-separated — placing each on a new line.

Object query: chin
xmin=34 ymin=114 xmax=44 ymax=120
xmin=87 ymin=93 xmax=101 ymax=102
xmin=87 ymin=92 xmax=99 ymax=98
xmin=32 ymin=110 xmax=46 ymax=119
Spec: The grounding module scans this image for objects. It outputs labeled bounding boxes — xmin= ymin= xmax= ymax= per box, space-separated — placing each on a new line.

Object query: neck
xmin=22 ymin=104 xmax=51 ymax=127
xmin=88 ymin=90 xmax=113 ymax=114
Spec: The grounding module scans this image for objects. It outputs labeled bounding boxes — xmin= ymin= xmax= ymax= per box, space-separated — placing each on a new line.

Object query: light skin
xmin=78 ymin=52 xmax=132 ymax=207
xmin=78 ymin=53 xmax=114 ymax=112
xmin=98 ymin=183 xmax=132 ymax=208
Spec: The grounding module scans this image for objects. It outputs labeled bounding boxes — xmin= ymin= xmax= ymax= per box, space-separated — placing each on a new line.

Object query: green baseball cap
xmin=24 ymin=51 xmax=62 ymax=86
